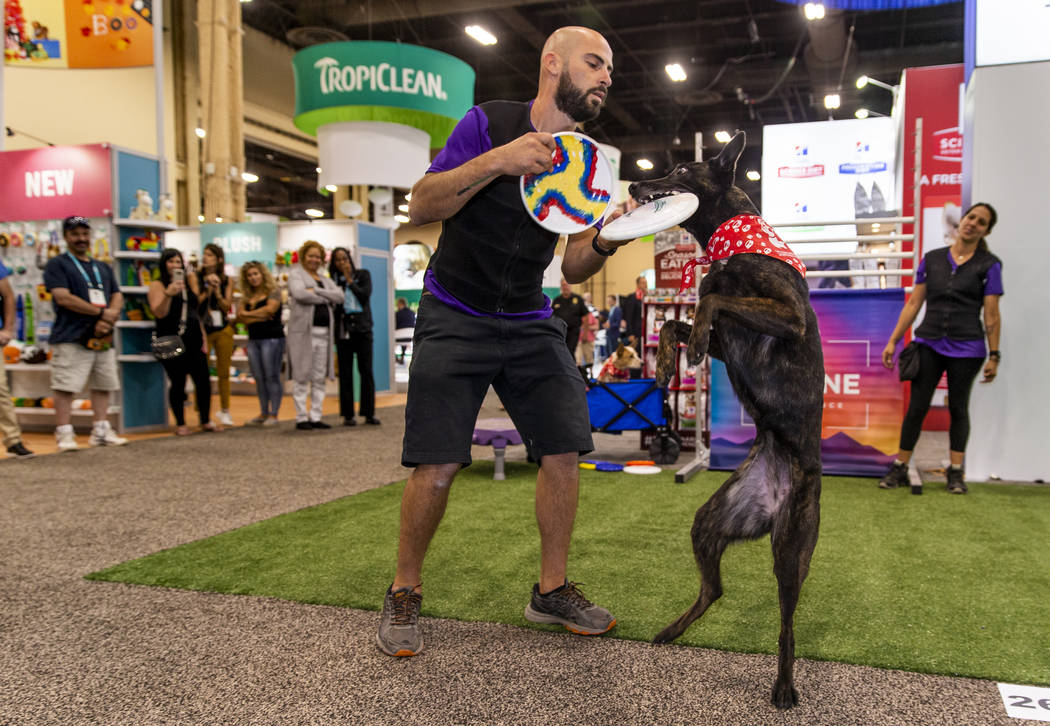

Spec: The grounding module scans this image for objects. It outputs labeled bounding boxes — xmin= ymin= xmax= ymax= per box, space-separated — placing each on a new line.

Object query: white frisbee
xmin=600 ymin=193 xmax=700 ymax=242
xmin=520 ymin=132 xmax=614 ymax=235
xmin=623 ymin=464 xmax=662 ymax=475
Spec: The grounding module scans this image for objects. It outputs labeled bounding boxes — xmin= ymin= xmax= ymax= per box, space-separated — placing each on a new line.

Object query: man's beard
xmin=554 ymin=71 xmax=604 ymax=123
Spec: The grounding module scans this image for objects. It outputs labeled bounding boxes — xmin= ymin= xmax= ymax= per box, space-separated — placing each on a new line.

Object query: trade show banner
xmin=710 ymin=288 xmax=905 ymax=477
xmin=653 ymin=228 xmax=696 ymax=291
xmin=199 ymin=223 xmax=278 ymax=273
xmin=761 ymin=118 xmax=897 ymax=288
xmin=0 ymin=144 xmax=112 ymax=221
xmin=900 ymin=64 xmax=964 ymax=266
xmin=4 ymin=0 xmax=154 ymax=68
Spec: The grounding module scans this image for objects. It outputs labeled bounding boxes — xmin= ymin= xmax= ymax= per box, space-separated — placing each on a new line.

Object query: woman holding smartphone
xmin=198 ymin=243 xmax=236 ymax=426
xmin=148 ymin=249 xmax=221 ymax=434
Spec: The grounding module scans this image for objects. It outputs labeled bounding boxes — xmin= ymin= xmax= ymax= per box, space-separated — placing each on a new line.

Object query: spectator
xmin=286 ymin=241 xmax=343 ymax=430
xmin=551 ymin=278 xmax=589 ymax=358
xmin=0 ymin=261 xmax=34 ymax=458
xmin=395 ymin=297 xmax=416 ymax=329
xmin=330 ymin=247 xmax=379 ymax=427
xmin=43 ymin=216 xmax=127 ymax=451
xmin=235 ymin=261 xmax=285 ymax=427
xmin=621 ymin=275 xmax=647 ymax=348
xmin=576 ymin=306 xmax=599 ymax=380
xmin=148 ymin=249 xmax=219 ymax=434
xmin=603 ymin=293 xmax=623 ymax=358
xmin=198 ymin=243 xmax=235 ymax=426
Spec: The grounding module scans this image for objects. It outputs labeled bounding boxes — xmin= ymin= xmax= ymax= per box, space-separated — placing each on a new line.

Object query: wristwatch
xmin=591 ymin=235 xmax=616 ymax=257
xmin=988 ymin=350 xmax=1001 ymax=362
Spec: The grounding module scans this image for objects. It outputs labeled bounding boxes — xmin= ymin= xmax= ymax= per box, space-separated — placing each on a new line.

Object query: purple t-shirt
xmin=914 ymin=248 xmax=1003 ymax=358
xmin=0 ymin=261 xmax=10 ymax=329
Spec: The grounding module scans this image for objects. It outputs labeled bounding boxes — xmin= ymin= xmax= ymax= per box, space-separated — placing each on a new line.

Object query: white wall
xmin=964 ymin=61 xmax=1050 ymax=482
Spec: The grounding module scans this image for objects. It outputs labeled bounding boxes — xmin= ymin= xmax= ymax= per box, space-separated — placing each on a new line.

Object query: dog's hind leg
xmin=654 ymin=433 xmax=783 ymax=644
xmin=769 ymin=459 xmax=821 ymax=709
xmin=655 ymin=320 xmax=692 ymax=387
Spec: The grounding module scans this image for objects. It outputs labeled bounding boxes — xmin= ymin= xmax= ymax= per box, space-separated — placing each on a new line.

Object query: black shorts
xmin=402 ymin=293 xmax=593 ymax=467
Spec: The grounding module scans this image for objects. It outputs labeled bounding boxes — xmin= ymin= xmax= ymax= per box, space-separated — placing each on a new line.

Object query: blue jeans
xmin=246 ymin=337 xmax=286 ymax=417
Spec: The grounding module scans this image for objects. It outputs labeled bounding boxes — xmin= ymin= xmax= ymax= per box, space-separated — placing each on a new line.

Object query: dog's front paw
xmin=686 ymin=326 xmax=710 ymax=366
xmin=771 ymin=679 xmax=799 ymax=709
xmin=655 ymin=344 xmax=676 ymax=387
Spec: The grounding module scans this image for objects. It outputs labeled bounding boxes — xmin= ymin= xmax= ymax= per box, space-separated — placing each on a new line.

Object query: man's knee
xmin=411 ymin=463 xmax=461 ymax=490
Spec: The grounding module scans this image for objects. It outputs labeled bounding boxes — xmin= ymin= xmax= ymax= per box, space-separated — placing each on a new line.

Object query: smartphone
xmin=173 ymin=268 xmax=185 ymax=283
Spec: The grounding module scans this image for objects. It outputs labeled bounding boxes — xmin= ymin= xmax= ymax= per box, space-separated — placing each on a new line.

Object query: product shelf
xmin=113 ymin=251 xmax=161 ymax=260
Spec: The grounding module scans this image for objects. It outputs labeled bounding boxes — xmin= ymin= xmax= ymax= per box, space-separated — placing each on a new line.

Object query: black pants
xmin=336 ymin=333 xmax=375 ymax=419
xmin=161 ymin=338 xmax=211 ymax=426
xmin=900 ymin=344 xmax=984 ymax=452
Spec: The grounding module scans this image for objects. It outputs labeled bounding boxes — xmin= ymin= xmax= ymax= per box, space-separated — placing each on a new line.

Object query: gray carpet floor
xmin=0 ymin=395 xmax=1016 ymax=725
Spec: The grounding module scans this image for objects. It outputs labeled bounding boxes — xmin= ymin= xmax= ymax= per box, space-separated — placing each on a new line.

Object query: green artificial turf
xmin=87 ymin=464 xmax=1050 ymax=685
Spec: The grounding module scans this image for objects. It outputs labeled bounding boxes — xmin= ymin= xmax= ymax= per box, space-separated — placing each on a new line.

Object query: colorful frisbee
xmin=520 ymin=132 xmax=614 ymax=235
xmin=600 ymin=193 xmax=699 ymax=242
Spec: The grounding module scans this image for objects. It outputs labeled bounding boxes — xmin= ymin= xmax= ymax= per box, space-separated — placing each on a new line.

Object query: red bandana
xmin=678 ymin=214 xmax=806 ymax=293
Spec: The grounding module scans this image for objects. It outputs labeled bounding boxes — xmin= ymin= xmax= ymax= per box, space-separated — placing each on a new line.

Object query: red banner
xmin=0 ymin=144 xmax=112 ymax=222
xmin=901 ymin=64 xmax=965 ymax=278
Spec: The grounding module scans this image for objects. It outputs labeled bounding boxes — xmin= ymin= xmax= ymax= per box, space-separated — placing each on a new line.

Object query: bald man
xmin=377 ymin=27 xmax=635 ymax=657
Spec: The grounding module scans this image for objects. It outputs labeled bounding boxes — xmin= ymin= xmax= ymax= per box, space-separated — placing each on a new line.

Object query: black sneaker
xmin=343 ymin=417 xmax=357 ymax=427
xmin=364 ymin=417 xmax=381 ymax=426
xmin=310 ymin=420 xmax=332 ymax=429
xmin=947 ymin=466 xmax=968 ymax=494
xmin=295 ymin=421 xmax=313 ymax=431
xmin=524 ymin=581 xmax=616 ymax=635
xmin=878 ymin=461 xmax=909 ymax=490
xmin=6 ymin=442 xmax=36 ymax=459
xmin=376 ymin=586 xmax=423 ymax=657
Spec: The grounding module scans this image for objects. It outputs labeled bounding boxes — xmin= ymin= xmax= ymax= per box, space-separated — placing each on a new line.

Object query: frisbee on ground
xmin=624 ymin=464 xmax=662 ymax=475
xmin=595 ymin=461 xmax=624 ymax=472
xmin=625 ymin=460 xmax=656 ymax=466
xmin=579 ymin=462 xmax=597 ymax=470
xmin=600 ymin=193 xmax=700 ymax=242
xmin=521 ymin=132 xmax=613 ymax=235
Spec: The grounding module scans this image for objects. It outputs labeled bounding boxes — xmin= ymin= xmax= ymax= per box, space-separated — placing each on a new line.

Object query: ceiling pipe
xmin=802 ymin=9 xmax=858 ymax=105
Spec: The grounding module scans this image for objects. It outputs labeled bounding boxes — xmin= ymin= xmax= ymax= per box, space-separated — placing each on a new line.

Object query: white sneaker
xmin=215 ymin=410 xmax=234 ymax=426
xmin=89 ymin=422 xmax=128 ymax=447
xmin=55 ymin=427 xmax=79 ymax=452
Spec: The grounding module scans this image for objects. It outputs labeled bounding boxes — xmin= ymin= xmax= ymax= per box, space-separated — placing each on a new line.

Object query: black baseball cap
xmin=62 ymin=216 xmax=91 ymax=232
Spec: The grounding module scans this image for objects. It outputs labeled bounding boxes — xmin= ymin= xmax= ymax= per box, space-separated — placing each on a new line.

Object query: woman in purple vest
xmin=879 ymin=202 xmax=1003 ymax=494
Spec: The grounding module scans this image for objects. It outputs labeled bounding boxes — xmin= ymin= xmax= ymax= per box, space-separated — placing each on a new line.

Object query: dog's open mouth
xmin=634 ymin=190 xmax=685 ymax=205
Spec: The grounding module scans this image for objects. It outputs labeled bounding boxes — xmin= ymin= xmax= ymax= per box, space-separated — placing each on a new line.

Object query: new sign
xmin=0 ymin=144 xmax=113 ymax=222
xmin=292 ymin=41 xmax=475 ymax=146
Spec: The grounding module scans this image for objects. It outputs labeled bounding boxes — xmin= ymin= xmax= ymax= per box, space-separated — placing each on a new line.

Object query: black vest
xmin=427 ymin=100 xmax=559 ymax=313
xmin=915 ymin=247 xmax=1001 ymax=341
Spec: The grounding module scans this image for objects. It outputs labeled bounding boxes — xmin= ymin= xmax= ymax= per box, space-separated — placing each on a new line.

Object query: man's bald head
xmin=541 ymin=26 xmax=608 ymax=62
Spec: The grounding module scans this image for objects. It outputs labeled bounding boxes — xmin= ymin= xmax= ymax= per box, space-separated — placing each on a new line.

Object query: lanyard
xmin=67 ymin=252 xmax=104 ymax=290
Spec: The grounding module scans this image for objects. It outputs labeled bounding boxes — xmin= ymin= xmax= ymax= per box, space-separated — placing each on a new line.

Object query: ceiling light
xmin=803 ymin=3 xmax=826 ymax=20
xmin=636 ymin=158 xmax=654 ymax=171
xmin=665 ymin=63 xmax=687 ymax=82
xmin=195 ymin=127 xmax=206 ymax=139
xmin=465 ymin=25 xmax=497 ymax=46
xmin=714 ymin=130 xmax=731 ymax=144
xmin=856 ymin=75 xmax=897 ymax=93
xmin=855 ymin=108 xmax=870 ymax=119
xmin=745 ymin=170 xmax=761 ymax=181
xmin=241 ymin=171 xmax=259 ymax=183
xmin=197 ymin=214 xmax=205 ymax=222
xmin=305 ymin=208 xmax=324 ymax=218
xmin=325 ymin=184 xmax=338 ymax=192
xmin=824 ymin=93 xmax=841 ymax=110
xmin=315 ymin=167 xmax=322 ymax=174
xmin=398 ymin=204 xmax=410 ymax=213
xmin=871 ymin=223 xmax=881 ymax=231
xmin=404 ymin=192 xmax=412 ymax=201
xmin=394 ymin=214 xmax=411 ymax=224
xmin=215 ymin=216 xmax=223 ymax=223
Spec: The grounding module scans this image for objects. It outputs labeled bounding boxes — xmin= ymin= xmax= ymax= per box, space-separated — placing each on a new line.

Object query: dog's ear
xmin=715 ymin=131 xmax=746 ymax=181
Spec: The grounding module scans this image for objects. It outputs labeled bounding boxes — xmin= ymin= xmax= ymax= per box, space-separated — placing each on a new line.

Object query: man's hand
xmin=491 ymin=133 xmax=557 ymax=176
xmin=100 ymin=307 xmax=120 ymax=324
xmin=0 ymin=329 xmax=13 ymax=346
xmin=94 ymin=320 xmax=113 ymax=337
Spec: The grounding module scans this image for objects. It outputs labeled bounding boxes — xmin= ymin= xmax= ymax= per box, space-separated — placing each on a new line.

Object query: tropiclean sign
xmin=293 ymin=41 xmax=474 ymax=146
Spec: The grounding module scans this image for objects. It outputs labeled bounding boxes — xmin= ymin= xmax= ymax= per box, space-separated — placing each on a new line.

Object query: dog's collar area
xmin=677 ymin=215 xmax=806 ymax=293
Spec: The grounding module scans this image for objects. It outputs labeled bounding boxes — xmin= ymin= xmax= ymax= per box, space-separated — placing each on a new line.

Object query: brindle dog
xmin=630 ymin=132 xmax=824 ymax=709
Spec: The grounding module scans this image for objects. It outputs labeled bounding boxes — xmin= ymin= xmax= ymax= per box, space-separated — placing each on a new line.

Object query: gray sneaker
xmin=524 ymin=581 xmax=617 ymax=635
xmin=878 ymin=461 xmax=909 ymax=489
xmin=376 ymin=586 xmax=423 ymax=656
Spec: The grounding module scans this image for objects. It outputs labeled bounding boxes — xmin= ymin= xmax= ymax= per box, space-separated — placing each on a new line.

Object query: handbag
xmin=897 ymin=341 xmax=921 ymax=381
xmin=151 ymin=289 xmax=188 ymax=361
